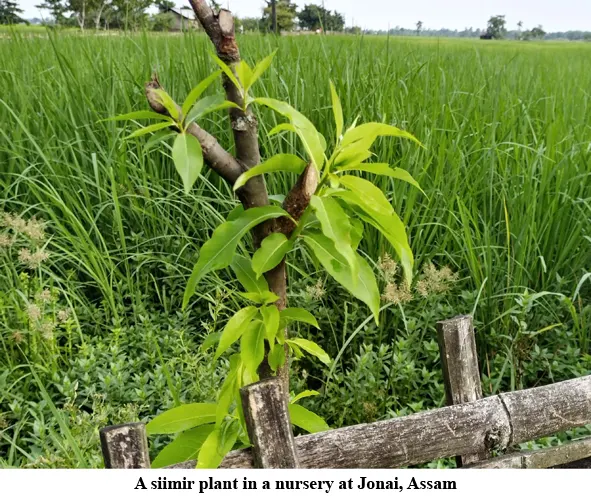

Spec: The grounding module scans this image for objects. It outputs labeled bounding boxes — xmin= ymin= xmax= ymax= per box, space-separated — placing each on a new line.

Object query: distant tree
xmin=69 ymin=0 xmax=103 ymax=29
xmin=345 ymin=25 xmax=361 ymax=35
xmin=416 ymin=20 xmax=422 ymax=35
xmin=240 ymin=16 xmax=261 ymax=32
xmin=261 ymin=0 xmax=296 ymax=32
xmin=156 ymin=0 xmax=175 ymax=12
xmin=299 ymin=4 xmax=322 ymax=30
xmin=486 ymin=14 xmax=506 ymax=39
xmin=150 ymin=11 xmax=174 ymax=30
xmin=36 ymin=0 xmax=67 ymax=23
xmin=327 ymin=11 xmax=344 ymax=31
xmin=108 ymin=0 xmax=151 ymax=29
xmin=90 ymin=0 xmax=110 ymax=29
xmin=523 ymin=25 xmax=546 ymax=40
xmin=299 ymin=4 xmax=344 ymax=31
xmin=209 ymin=0 xmax=220 ymax=10
xmin=0 ymin=0 xmax=25 ymax=24
xmin=266 ymin=0 xmax=276 ymax=33
xmin=530 ymin=25 xmax=546 ymax=39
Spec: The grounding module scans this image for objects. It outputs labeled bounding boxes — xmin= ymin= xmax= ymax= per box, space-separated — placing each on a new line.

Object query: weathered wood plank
xmin=240 ymin=377 xmax=300 ymax=468
xmin=502 ymin=376 xmax=591 ymax=444
xmin=469 ymin=436 xmax=591 ymax=468
xmin=437 ymin=315 xmax=487 ymax=466
xmin=100 ymin=422 xmax=151 ymax=468
xmin=214 ymin=375 xmax=591 ymax=469
xmin=216 ymin=395 xmax=511 ymax=468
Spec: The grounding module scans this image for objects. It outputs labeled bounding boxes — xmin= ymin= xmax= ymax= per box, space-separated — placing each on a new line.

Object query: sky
xmin=20 ymin=0 xmax=591 ymax=32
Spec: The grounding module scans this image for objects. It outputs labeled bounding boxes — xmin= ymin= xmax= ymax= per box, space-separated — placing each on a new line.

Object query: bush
xmin=150 ymin=13 xmax=174 ymax=32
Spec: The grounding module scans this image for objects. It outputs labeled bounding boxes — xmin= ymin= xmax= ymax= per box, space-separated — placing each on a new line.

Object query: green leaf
xmin=183 ymin=206 xmax=289 ymax=308
xmin=235 ymin=60 xmax=254 ymax=92
xmin=302 ymin=230 xmax=380 ymax=324
xmin=329 ymin=81 xmax=344 ymax=140
xmin=152 ymin=88 xmax=179 ymax=121
xmin=268 ymin=194 xmax=286 ymax=204
xmin=310 ymin=195 xmax=358 ymax=280
xmin=338 ymin=175 xmax=393 ymax=215
xmin=330 ymin=186 xmax=414 ymax=285
xmin=230 ymin=255 xmax=269 ymax=295
xmin=234 ymin=363 xmax=247 ymax=434
xmin=240 ymin=320 xmax=266 ymax=376
xmin=342 ymin=121 xmax=422 ymax=148
xmin=181 ymin=70 xmax=222 ymax=117
xmin=216 ymin=355 xmax=240 ymax=425
xmin=144 ymin=130 xmax=175 ymax=151
xmin=104 ymin=110 xmax=171 ymax=122
xmin=233 ymin=154 xmax=307 ymax=191
xmin=248 ymin=50 xmax=277 ymax=92
xmin=146 ymin=403 xmax=217 ymax=435
xmin=260 ymin=304 xmax=280 ymax=349
xmin=290 ymin=342 xmax=305 ymax=359
xmin=215 ymin=306 xmax=258 ymax=359
xmin=238 ymin=291 xmax=280 ymax=305
xmin=350 ymin=219 xmax=364 ymax=249
xmin=185 ymin=94 xmax=239 ymax=125
xmin=197 ymin=421 xmax=240 ymax=469
xmin=333 ymin=147 xmax=373 ymax=168
xmin=252 ymin=233 xmax=294 ymax=278
xmin=200 ymin=331 xmax=221 ymax=352
xmin=291 ymin=390 xmax=320 ymax=404
xmin=361 ymin=209 xmax=413 ymax=285
xmin=240 ymin=359 xmax=257 ymax=386
xmin=279 ymin=307 xmax=320 ymax=329
xmin=151 ymin=424 xmax=215 ymax=468
xmin=288 ymin=404 xmax=330 ymax=433
xmin=227 ymin=204 xmax=245 ymax=221
xmin=254 ymin=97 xmax=325 ymax=171
xmin=172 ymin=133 xmax=204 ymax=195
xmin=268 ymin=123 xmax=297 ymax=136
xmin=288 ymin=338 xmax=331 ymax=365
xmin=211 ymin=53 xmax=243 ymax=96
xmin=335 ymin=163 xmax=424 ymax=194
xmin=125 ymin=121 xmax=173 ymax=139
xmin=268 ymin=344 xmax=286 ymax=372
xmin=385 ymin=167 xmax=424 ymax=194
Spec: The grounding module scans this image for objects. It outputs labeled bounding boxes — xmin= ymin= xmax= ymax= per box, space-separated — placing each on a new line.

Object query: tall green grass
xmin=1 ymin=32 xmax=591 ymax=466
xmin=2 ymin=32 xmax=589 ymax=328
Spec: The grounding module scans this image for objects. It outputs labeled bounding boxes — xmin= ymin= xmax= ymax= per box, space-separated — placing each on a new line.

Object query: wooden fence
xmin=100 ymin=315 xmax=591 ymax=469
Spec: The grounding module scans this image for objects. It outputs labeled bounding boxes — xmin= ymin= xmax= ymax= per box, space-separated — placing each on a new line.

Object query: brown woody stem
xmin=144 ymin=1 xmax=321 ymax=389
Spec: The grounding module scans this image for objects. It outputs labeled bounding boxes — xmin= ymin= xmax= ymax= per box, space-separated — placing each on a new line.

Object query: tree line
xmin=1 ymin=0 xmax=590 ymax=41
xmin=1 ymin=0 xmax=157 ymax=30
xmin=372 ymin=16 xmax=591 ymax=42
xmin=0 ymin=0 xmax=347 ymax=33
xmin=242 ymin=1 xmax=346 ymax=33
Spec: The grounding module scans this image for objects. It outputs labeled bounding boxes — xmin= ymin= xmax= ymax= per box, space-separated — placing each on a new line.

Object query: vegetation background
xmin=0 ymin=30 xmax=590 ymax=467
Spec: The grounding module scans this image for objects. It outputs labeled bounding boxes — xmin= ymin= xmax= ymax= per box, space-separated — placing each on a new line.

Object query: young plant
xmin=109 ymin=2 xmax=421 ymax=468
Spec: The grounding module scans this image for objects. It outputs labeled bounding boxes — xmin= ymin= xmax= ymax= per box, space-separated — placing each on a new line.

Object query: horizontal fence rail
xmin=469 ymin=437 xmax=591 ymax=469
xmin=100 ymin=316 xmax=591 ymax=470
xmin=213 ymin=375 xmax=591 ymax=469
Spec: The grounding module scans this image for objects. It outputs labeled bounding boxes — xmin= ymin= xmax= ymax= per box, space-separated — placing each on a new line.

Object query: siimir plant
xmin=108 ymin=1 xmax=422 ymax=468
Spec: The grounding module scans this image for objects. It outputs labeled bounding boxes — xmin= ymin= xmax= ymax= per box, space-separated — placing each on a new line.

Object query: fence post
xmin=100 ymin=422 xmax=151 ymax=468
xmin=436 ymin=315 xmax=489 ymax=466
xmin=240 ymin=377 xmax=300 ymax=468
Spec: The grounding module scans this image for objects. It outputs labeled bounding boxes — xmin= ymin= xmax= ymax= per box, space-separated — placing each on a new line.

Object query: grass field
xmin=1 ymin=30 xmax=590 ymax=467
